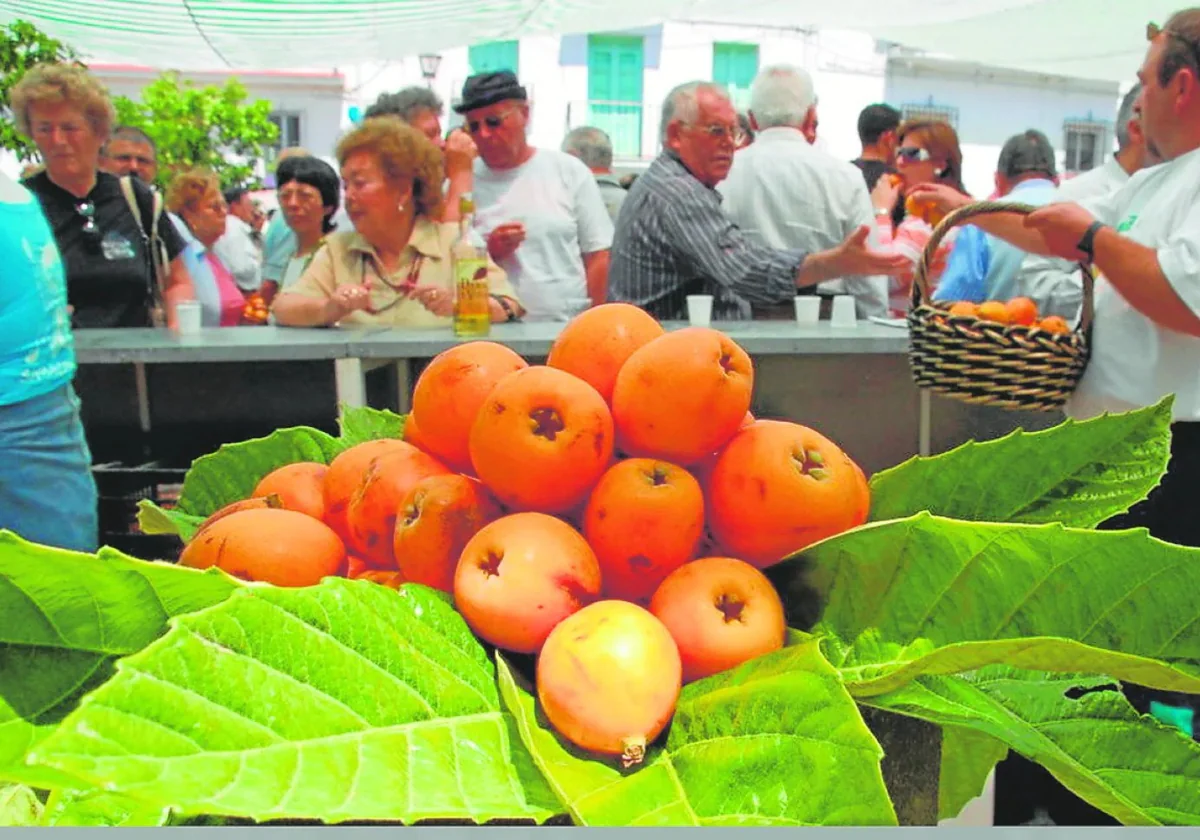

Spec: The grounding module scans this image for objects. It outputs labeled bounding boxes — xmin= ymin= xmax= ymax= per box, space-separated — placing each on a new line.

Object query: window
xmin=712 ymin=42 xmax=759 ymax=107
xmin=900 ymin=102 xmax=959 ymax=129
xmin=469 ymin=40 xmax=520 ymax=75
xmin=1064 ymin=122 xmax=1106 ymax=172
xmin=587 ymin=35 xmax=645 ymax=158
xmin=268 ymin=112 xmax=302 ymax=153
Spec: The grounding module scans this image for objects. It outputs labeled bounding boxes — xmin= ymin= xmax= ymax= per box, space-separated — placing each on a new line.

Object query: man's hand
xmin=444 ymin=128 xmax=477 ymax=181
xmin=829 ymin=226 xmax=913 ymax=277
xmin=487 ymin=222 xmax=526 ymax=262
xmin=905 ymin=182 xmax=970 ymax=218
xmin=1023 ymin=203 xmax=1098 ymax=262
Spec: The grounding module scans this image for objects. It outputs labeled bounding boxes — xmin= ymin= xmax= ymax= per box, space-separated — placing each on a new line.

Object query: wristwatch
xmin=1076 ymin=221 xmax=1108 ymax=265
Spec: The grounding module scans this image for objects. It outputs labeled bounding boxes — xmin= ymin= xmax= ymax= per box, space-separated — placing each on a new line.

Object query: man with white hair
xmin=608 ymin=80 xmax=907 ymax=321
xmin=718 ymin=64 xmax=888 ymax=318
xmin=562 ymin=126 xmax=627 ymax=224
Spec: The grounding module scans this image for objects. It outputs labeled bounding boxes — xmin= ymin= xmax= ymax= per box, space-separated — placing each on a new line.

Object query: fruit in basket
xmin=612 ymin=327 xmax=753 ymax=465
xmin=583 ymin=458 xmax=705 ymax=604
xmin=323 ymin=439 xmax=414 ymax=543
xmin=1036 ymin=315 xmax=1071 ymax=335
xmin=454 ymin=512 xmax=602 ymax=654
xmin=649 ymin=556 xmax=786 ymax=684
xmin=1005 ymin=296 xmax=1039 ymax=327
xmin=253 ymin=462 xmax=328 ymax=521
xmin=546 ymin=302 xmax=665 ymax=404
xmin=394 ymin=473 xmax=502 ymax=593
xmin=193 ymin=494 xmax=283 ymax=538
xmin=347 ymin=443 xmax=452 ymax=566
xmin=708 ymin=420 xmax=869 ymax=568
xmin=469 ymin=366 xmax=614 ymax=514
xmin=947 ymin=301 xmax=979 ymax=318
xmin=180 ymin=508 xmax=345 ymax=587
xmin=537 ymin=599 xmax=682 ymax=767
xmin=411 ymin=341 xmax=528 ymax=473
xmin=976 ymin=301 xmax=1011 ymax=325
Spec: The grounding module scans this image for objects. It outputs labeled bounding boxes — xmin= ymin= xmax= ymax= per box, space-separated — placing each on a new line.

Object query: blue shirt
xmin=0 ymin=178 xmax=75 ymax=407
xmin=262 ymin=212 xmax=298 ymax=284
xmin=933 ymin=178 xmax=1058 ymax=303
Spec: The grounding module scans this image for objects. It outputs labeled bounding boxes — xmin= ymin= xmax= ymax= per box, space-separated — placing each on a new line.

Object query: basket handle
xmin=910 ymin=200 xmax=1095 ymax=333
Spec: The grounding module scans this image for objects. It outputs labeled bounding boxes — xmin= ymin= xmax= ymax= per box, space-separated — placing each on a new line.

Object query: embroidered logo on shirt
xmin=101 ymin=231 xmax=137 ymax=261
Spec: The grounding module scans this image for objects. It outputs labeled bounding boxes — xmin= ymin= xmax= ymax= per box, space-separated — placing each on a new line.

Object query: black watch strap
xmin=1076 ymin=220 xmax=1107 ymax=264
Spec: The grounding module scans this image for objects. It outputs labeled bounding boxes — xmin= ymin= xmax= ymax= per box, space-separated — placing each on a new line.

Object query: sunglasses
xmin=1148 ymin=21 xmax=1200 ymax=69
xmin=75 ymin=200 xmax=100 ymax=248
xmin=896 ymin=146 xmax=933 ymax=163
xmin=466 ymin=109 xmax=517 ymax=134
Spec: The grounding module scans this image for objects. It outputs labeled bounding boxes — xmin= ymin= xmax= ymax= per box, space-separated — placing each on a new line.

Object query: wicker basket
xmin=906 ymin=201 xmax=1095 ymax=412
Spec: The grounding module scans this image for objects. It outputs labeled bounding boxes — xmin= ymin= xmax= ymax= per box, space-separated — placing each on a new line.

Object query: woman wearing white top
xmin=260 ymin=155 xmax=341 ymax=304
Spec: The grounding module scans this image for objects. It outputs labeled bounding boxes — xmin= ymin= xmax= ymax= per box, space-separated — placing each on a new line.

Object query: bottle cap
xmin=459 ymin=195 xmax=474 ymax=215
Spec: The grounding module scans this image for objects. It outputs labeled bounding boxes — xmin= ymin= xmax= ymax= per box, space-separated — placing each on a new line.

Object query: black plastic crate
xmin=93 ymin=461 xmax=187 ymax=561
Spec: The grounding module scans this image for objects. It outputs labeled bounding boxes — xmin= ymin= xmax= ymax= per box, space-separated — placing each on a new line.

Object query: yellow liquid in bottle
xmin=453 ymin=257 xmax=491 ymax=338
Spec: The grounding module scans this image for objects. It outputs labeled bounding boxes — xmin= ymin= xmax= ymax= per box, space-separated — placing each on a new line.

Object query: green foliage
xmin=112 ymin=71 xmax=278 ymax=190
xmin=0 ymin=19 xmax=79 ymax=163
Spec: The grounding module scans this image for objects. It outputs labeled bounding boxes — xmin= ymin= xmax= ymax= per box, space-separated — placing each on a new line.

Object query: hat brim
xmin=453 ymin=89 xmax=527 ymax=114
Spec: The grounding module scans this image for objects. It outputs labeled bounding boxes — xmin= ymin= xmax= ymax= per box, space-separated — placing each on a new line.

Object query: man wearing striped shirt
xmin=608 ymin=81 xmax=910 ymax=321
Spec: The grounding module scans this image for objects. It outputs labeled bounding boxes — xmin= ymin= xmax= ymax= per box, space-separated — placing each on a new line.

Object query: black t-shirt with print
xmin=23 ymin=171 xmax=186 ymax=328
xmin=850 ymin=158 xmax=896 ymax=193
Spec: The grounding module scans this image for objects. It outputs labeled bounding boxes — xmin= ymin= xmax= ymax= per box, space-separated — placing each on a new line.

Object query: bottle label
xmin=455 ymin=257 xmax=490 ymax=315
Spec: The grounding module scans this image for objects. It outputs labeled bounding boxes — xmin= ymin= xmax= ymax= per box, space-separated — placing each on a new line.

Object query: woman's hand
xmin=905 ymin=182 xmax=970 ymax=219
xmin=870 ymin=175 xmax=901 ymax=217
xmin=410 ymin=284 xmax=455 ymax=317
xmin=444 ymin=129 xmax=477 ymax=181
xmin=323 ymin=283 xmax=372 ymax=322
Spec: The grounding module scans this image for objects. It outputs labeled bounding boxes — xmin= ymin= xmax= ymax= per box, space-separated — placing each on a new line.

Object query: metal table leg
xmin=919 ymin=390 xmax=932 ymax=457
xmin=133 ymin=361 xmax=152 ymax=434
xmin=334 ymin=357 xmax=366 ymax=418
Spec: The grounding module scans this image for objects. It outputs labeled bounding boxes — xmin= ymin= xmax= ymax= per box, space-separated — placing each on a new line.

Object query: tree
xmin=113 ymin=71 xmax=279 ymax=190
xmin=0 ymin=19 xmax=80 ymax=162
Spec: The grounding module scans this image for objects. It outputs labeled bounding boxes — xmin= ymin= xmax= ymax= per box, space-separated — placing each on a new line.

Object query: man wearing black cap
xmin=932 ymin=129 xmax=1060 ymax=304
xmin=454 ymin=70 xmax=613 ymax=320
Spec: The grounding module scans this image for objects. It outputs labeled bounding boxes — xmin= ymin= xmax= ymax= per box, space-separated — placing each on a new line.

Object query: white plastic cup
xmin=174 ymin=300 xmax=202 ymax=335
xmin=686 ymin=294 xmax=714 ymax=327
xmin=830 ymin=295 xmax=858 ymax=328
xmin=793 ymin=296 xmax=820 ymax=325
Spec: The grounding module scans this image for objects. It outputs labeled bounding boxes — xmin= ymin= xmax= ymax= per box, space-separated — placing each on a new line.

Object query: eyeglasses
xmin=466 ymin=109 xmax=517 ymax=134
xmin=896 ymin=146 xmax=933 ymax=163
xmin=75 ymin=200 xmax=100 ymax=248
xmin=1148 ymin=21 xmax=1200 ymax=70
xmin=685 ymin=122 xmax=739 ymax=144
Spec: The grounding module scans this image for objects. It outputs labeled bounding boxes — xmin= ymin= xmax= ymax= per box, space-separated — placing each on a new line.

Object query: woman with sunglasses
xmin=272 ymin=116 xmax=522 ymax=328
xmin=0 ymin=170 xmax=98 ymax=553
xmin=869 ymin=119 xmax=971 ymax=316
xmin=12 ymin=63 xmax=194 ymax=329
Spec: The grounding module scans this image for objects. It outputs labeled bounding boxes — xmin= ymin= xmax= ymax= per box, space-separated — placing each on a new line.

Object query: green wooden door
xmin=469 ymin=40 xmax=520 ymax=75
xmin=587 ymin=35 xmax=644 ymax=158
xmin=712 ymin=42 xmax=759 ymax=109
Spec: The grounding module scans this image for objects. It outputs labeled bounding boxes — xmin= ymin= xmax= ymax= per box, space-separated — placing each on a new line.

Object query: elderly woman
xmin=12 ymin=63 xmax=194 ymax=329
xmin=0 ymin=170 xmax=97 ymax=552
xmin=273 ymin=117 xmax=523 ymax=328
xmin=261 ymin=155 xmax=341 ymax=302
xmin=166 ymin=169 xmax=247 ymax=327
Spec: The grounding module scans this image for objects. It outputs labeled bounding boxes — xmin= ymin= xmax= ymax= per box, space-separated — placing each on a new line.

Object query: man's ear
xmin=747 ymin=111 xmax=761 ymax=132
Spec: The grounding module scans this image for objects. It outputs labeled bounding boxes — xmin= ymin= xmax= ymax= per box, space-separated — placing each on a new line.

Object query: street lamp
xmin=419 ymin=53 xmax=442 ymax=88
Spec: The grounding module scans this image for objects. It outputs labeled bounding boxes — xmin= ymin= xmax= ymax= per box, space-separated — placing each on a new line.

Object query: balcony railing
xmin=565 ymin=100 xmax=660 ymax=161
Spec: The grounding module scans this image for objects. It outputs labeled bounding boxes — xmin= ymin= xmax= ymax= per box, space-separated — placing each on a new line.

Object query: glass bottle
xmin=452 ymin=195 xmax=491 ymax=338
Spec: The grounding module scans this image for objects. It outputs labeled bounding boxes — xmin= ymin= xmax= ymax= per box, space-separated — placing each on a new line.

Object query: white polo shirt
xmin=1067 ymin=145 xmax=1200 ymax=421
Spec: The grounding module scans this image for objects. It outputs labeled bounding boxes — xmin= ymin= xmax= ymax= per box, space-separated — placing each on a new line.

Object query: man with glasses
xmin=454 ymin=71 xmax=613 ymax=320
xmin=914 ymin=6 xmax=1200 ymax=760
xmin=608 ymin=81 xmax=910 ymax=321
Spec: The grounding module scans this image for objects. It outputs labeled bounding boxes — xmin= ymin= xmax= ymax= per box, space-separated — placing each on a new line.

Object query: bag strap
xmin=120 ymin=175 xmax=169 ymax=325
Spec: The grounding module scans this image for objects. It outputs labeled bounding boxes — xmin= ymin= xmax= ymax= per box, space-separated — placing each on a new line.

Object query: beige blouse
xmin=282 ymin=216 xmax=518 ymax=328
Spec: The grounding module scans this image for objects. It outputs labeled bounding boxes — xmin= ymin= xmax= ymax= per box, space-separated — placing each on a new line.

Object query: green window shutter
xmin=712 ymin=42 xmax=759 ymax=106
xmin=585 ymin=35 xmax=645 ymax=158
xmin=468 ymin=40 xmax=520 ymax=75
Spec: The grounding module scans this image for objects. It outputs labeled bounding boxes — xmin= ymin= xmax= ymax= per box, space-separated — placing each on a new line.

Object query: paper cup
xmin=830 ymin=295 xmax=858 ymax=328
xmin=686 ymin=295 xmax=714 ymax=327
xmin=175 ymin=300 xmax=202 ymax=335
xmin=793 ymin=296 xmax=820 ymax=325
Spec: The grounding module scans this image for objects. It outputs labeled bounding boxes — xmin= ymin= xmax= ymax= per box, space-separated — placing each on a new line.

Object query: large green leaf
xmin=41 ymin=789 xmax=169 ymax=827
xmin=30 ymin=580 xmax=560 ymax=825
xmin=869 ymin=398 xmax=1172 ymax=528
xmin=175 ymin=425 xmax=343 ymax=517
xmin=338 ymin=405 xmax=406 ymax=448
xmin=769 ymin=514 xmax=1200 ymax=697
xmin=0 ymin=531 xmax=240 ymax=788
xmin=937 ymin=727 xmax=1008 ymax=821
xmin=864 ymin=666 xmax=1200 ymax=825
xmin=498 ymin=641 xmax=897 ymax=826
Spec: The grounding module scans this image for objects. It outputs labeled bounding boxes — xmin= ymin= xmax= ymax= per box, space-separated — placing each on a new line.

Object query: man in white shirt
xmin=455 ymin=71 xmax=613 ymax=321
xmin=719 ymin=64 xmax=888 ymax=318
xmin=1011 ymin=83 xmax=1158 ymax=317
xmin=214 ymin=186 xmax=263 ymax=293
